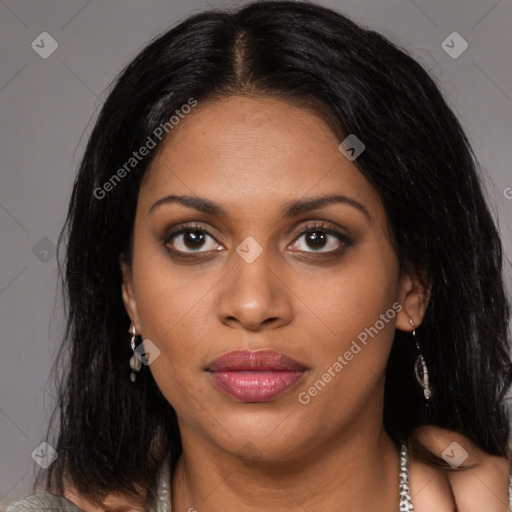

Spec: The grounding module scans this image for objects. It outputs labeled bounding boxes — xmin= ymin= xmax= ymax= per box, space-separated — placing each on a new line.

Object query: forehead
xmin=138 ymin=95 xmax=383 ymax=220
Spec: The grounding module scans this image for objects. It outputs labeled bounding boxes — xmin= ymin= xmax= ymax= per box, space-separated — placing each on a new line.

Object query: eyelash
xmin=162 ymin=221 xmax=352 ymax=259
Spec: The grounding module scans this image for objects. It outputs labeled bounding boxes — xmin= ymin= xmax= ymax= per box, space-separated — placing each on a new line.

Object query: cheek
xmin=293 ymin=236 xmax=400 ymax=407
xmin=133 ymin=261 xmax=213 ymax=360
xmin=130 ymin=235 xmax=221 ymax=391
xmin=303 ymin=237 xmax=399 ymax=340
xmin=131 ymin=249 xmax=213 ymax=413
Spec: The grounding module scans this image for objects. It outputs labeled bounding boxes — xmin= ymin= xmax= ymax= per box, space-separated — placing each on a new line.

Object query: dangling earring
xmin=129 ymin=323 xmax=142 ymax=382
xmin=409 ymin=318 xmax=432 ymax=401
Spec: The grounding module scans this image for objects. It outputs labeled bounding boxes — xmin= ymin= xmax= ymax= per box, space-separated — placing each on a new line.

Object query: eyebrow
xmin=148 ymin=193 xmax=370 ymax=220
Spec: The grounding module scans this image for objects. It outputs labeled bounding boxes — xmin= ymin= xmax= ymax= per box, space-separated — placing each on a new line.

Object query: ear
xmin=395 ymin=269 xmax=431 ymax=332
xmin=119 ymin=253 xmax=142 ymax=333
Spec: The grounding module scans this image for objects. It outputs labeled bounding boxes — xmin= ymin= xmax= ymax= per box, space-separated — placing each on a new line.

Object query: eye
xmin=289 ymin=222 xmax=351 ymax=254
xmin=164 ymin=223 xmax=221 ymax=255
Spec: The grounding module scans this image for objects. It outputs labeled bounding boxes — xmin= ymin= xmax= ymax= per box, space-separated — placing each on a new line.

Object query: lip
xmin=206 ymin=350 xmax=308 ymax=402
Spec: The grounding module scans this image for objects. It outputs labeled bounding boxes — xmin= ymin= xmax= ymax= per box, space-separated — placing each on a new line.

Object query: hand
xmin=410 ymin=425 xmax=510 ymax=512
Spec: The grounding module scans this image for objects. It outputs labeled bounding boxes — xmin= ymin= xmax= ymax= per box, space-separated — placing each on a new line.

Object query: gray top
xmin=5 ymin=495 xmax=84 ymax=512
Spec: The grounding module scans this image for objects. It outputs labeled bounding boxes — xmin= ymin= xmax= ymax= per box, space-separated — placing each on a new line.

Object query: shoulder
xmin=5 ymin=494 xmax=84 ymax=512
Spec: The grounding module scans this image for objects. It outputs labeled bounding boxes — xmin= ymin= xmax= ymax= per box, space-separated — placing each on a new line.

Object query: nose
xmin=215 ymin=246 xmax=294 ymax=331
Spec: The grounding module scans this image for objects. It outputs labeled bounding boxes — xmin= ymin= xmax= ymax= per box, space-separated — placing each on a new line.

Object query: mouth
xmin=205 ymin=349 xmax=308 ymax=402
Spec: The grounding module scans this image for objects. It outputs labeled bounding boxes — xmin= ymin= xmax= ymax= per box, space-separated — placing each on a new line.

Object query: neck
xmin=172 ymin=424 xmax=400 ymax=511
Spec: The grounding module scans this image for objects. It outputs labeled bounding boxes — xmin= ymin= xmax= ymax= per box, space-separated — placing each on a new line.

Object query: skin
xmin=411 ymin=426 xmax=511 ymax=512
xmin=64 ymin=96 xmax=510 ymax=511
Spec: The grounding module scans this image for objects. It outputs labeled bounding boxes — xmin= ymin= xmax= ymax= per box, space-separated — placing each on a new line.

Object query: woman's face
xmin=121 ymin=95 xmax=427 ymax=462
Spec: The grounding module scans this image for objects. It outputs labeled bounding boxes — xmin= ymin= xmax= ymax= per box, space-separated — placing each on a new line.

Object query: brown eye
xmin=290 ymin=223 xmax=352 ymax=254
xmin=164 ymin=224 xmax=221 ymax=254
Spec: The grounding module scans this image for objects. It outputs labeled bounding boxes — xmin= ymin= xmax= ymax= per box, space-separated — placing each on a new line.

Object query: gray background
xmin=1 ymin=0 xmax=511 ymax=504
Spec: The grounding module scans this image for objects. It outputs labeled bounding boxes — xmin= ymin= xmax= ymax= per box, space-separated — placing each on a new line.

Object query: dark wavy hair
xmin=35 ymin=0 xmax=512 ymax=506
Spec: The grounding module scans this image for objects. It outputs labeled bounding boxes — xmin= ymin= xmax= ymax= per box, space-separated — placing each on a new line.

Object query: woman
xmin=6 ymin=1 xmax=512 ymax=511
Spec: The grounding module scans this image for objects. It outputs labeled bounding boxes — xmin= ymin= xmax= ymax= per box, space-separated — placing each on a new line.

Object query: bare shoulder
xmin=409 ymin=425 xmax=511 ymax=512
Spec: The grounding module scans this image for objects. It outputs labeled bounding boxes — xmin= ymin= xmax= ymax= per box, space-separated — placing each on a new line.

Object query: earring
xmin=409 ymin=318 xmax=432 ymax=401
xmin=129 ymin=323 xmax=142 ymax=383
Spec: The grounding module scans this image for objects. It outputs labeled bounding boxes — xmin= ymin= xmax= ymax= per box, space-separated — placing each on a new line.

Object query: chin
xmin=206 ymin=409 xmax=316 ymax=461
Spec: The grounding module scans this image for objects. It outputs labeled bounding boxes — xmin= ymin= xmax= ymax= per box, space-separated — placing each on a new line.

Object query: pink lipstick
xmin=206 ymin=349 xmax=307 ymax=402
